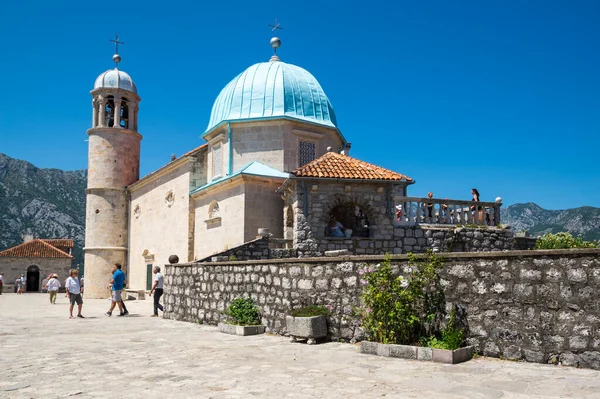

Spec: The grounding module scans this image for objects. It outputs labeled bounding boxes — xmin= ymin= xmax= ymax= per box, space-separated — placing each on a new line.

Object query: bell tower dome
xmin=84 ymin=35 xmax=142 ymax=298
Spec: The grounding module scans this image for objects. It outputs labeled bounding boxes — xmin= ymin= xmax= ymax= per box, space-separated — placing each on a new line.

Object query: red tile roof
xmin=0 ymin=239 xmax=73 ymax=259
xmin=41 ymin=239 xmax=74 ymax=248
xmin=292 ymin=152 xmax=413 ymax=181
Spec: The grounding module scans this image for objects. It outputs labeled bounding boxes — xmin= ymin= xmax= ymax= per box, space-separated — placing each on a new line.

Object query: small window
xmin=213 ymin=145 xmax=223 ymax=178
xmin=146 ymin=264 xmax=153 ymax=291
xmin=299 ymin=141 xmax=316 ymax=166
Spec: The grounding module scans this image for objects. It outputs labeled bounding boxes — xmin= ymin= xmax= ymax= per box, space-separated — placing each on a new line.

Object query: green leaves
xmin=535 ymin=232 xmax=598 ymax=249
xmin=290 ymin=305 xmax=330 ymax=317
xmin=357 ymin=251 xmax=445 ymax=345
xmin=224 ymin=297 xmax=261 ymax=326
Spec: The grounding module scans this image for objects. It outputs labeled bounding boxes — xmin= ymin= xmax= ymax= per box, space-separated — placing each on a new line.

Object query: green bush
xmin=291 ymin=305 xmax=330 ymax=317
xmin=357 ymin=251 xmax=445 ymax=345
xmin=224 ymin=297 xmax=261 ymax=325
xmin=421 ymin=307 xmax=464 ymax=350
xmin=535 ymin=232 xmax=598 ymax=250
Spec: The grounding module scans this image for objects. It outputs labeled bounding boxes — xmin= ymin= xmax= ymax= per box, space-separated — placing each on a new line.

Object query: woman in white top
xmin=46 ymin=274 xmax=61 ymax=304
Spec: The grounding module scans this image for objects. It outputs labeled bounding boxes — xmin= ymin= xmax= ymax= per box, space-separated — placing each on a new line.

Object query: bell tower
xmin=84 ymin=35 xmax=141 ymax=298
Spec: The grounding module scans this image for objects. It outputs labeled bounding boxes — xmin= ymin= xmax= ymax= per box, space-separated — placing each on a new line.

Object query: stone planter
xmin=286 ymin=315 xmax=327 ymax=344
xmin=217 ymin=323 xmax=265 ymax=336
xmin=359 ymin=341 xmax=473 ymax=364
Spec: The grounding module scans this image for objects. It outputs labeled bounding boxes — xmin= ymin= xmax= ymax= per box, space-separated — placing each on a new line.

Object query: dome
xmin=206 ymin=61 xmax=338 ymax=133
xmin=94 ymin=69 xmax=137 ymax=94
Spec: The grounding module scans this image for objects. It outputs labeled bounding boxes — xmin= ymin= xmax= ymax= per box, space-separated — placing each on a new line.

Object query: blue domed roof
xmin=206 ymin=61 xmax=338 ymax=133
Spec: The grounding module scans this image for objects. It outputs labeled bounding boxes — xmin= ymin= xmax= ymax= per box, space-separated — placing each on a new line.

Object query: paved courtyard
xmin=1 ymin=294 xmax=600 ymax=398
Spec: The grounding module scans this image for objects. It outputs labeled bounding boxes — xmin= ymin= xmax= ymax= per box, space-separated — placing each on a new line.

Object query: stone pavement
xmin=1 ymin=294 xmax=600 ymax=399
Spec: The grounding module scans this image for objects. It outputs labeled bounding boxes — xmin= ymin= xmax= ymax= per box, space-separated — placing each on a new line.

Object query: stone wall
xmin=164 ymin=248 xmax=600 ymax=369
xmin=313 ymin=226 xmax=517 ymax=256
xmin=0 ymin=257 xmax=72 ymax=292
xmin=196 ymin=237 xmax=297 ymax=262
xmin=283 ymin=179 xmax=522 ymax=257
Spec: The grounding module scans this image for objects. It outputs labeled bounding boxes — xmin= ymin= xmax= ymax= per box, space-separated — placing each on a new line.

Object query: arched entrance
xmin=26 ymin=265 xmax=40 ymax=292
xmin=328 ymin=199 xmax=374 ymax=238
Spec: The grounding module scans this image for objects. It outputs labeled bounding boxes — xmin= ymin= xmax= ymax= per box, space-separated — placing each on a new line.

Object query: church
xmin=83 ymin=35 xmax=502 ymax=298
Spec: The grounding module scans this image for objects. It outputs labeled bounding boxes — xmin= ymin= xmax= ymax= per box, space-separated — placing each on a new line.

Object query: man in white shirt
xmin=46 ymin=274 xmax=61 ymax=304
xmin=65 ymin=269 xmax=84 ymax=319
xmin=149 ymin=266 xmax=165 ymax=317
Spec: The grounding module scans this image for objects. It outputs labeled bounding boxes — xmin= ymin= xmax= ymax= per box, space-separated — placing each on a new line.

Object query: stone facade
xmin=0 ymin=257 xmax=72 ymax=292
xmin=84 ymin=126 xmax=141 ymax=298
xmin=193 ymin=177 xmax=284 ymax=261
xmin=164 ymin=248 xmax=600 ymax=370
xmin=312 ymin=226 xmax=517 ymax=256
xmin=196 ymin=237 xmax=297 ymax=262
xmin=284 ymin=179 xmax=517 ymax=256
xmin=128 ymin=154 xmax=206 ymax=290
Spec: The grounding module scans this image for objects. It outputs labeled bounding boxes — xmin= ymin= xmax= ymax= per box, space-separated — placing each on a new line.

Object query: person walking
xmin=0 ymin=272 xmax=4 ymax=295
xmin=46 ymin=274 xmax=61 ymax=304
xmin=65 ymin=269 xmax=84 ymax=319
xmin=149 ymin=266 xmax=164 ymax=317
xmin=16 ymin=276 xmax=24 ymax=294
xmin=105 ymin=263 xmax=126 ymax=317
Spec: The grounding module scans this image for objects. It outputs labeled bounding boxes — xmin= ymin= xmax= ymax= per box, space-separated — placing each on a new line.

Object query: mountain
xmin=0 ymin=153 xmax=87 ymax=265
xmin=501 ymin=202 xmax=600 ymax=241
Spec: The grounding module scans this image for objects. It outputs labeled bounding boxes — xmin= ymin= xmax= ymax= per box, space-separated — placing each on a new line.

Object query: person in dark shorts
xmin=149 ymin=266 xmax=164 ymax=317
xmin=65 ymin=269 xmax=84 ymax=319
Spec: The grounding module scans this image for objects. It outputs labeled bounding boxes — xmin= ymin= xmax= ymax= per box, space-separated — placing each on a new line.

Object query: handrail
xmin=393 ymin=196 xmax=502 ymax=226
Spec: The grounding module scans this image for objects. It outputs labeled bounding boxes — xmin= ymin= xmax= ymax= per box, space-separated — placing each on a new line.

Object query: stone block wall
xmin=312 ymin=226 xmax=516 ymax=256
xmin=196 ymin=237 xmax=297 ymax=262
xmin=164 ymin=248 xmax=600 ymax=370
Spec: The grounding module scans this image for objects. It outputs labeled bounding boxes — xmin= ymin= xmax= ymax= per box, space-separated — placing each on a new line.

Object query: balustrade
xmin=393 ymin=196 xmax=501 ymax=226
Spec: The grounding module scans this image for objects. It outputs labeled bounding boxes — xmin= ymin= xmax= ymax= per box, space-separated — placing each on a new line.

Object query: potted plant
xmin=218 ymin=297 xmax=265 ymax=336
xmin=286 ymin=305 xmax=329 ymax=344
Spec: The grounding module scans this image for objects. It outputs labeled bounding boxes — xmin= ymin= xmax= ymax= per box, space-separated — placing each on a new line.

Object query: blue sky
xmin=0 ymin=0 xmax=598 ymax=210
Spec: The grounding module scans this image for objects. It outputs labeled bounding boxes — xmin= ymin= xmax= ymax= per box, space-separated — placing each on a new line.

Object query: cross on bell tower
xmin=109 ymin=33 xmax=124 ymax=67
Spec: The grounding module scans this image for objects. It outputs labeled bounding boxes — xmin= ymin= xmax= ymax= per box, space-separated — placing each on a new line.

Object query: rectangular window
xmin=213 ymin=145 xmax=223 ymax=178
xmin=299 ymin=141 xmax=316 ymax=166
xmin=146 ymin=264 xmax=153 ymax=291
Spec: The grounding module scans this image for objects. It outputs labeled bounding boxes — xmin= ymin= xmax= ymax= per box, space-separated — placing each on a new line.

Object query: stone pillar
xmin=114 ymin=98 xmax=122 ymax=128
xmin=127 ymin=101 xmax=134 ymax=130
xmin=92 ymin=100 xmax=98 ymax=128
xmin=98 ymin=98 xmax=107 ymax=127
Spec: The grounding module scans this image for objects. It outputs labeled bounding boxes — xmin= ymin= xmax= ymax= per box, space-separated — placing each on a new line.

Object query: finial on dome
xmin=270 ymin=37 xmax=281 ymax=62
xmin=109 ymin=33 xmax=124 ymax=68
xmin=268 ymin=19 xmax=283 ymax=62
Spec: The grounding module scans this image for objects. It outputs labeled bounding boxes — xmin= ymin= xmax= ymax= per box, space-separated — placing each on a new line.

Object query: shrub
xmin=224 ymin=297 xmax=261 ymax=325
xmin=291 ymin=305 xmax=330 ymax=317
xmin=535 ymin=232 xmax=598 ymax=250
xmin=357 ymin=251 xmax=445 ymax=345
xmin=421 ymin=307 xmax=464 ymax=350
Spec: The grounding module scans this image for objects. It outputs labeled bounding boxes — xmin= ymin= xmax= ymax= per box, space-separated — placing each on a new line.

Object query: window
xmin=105 ymin=96 xmax=115 ymax=127
xmin=120 ymin=98 xmax=129 ymax=129
xmin=299 ymin=141 xmax=316 ymax=166
xmin=213 ymin=145 xmax=223 ymax=178
xmin=146 ymin=264 xmax=153 ymax=291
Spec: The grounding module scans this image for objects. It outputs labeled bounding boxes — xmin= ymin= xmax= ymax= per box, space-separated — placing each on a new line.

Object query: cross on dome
xmin=109 ymin=33 xmax=124 ymax=67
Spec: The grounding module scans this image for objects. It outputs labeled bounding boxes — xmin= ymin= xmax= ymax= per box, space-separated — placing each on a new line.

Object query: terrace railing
xmin=393 ymin=196 xmax=502 ymax=226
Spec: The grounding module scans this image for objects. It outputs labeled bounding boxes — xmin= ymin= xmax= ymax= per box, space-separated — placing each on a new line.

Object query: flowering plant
xmin=357 ymin=251 xmax=445 ymax=345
